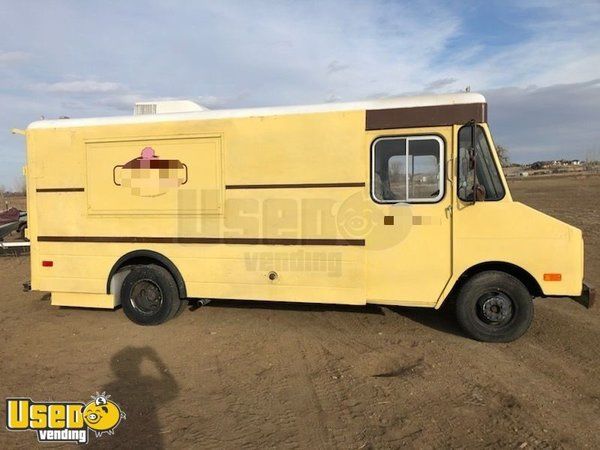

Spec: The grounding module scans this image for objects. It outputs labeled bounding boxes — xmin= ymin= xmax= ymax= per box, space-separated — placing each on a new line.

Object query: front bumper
xmin=571 ymin=282 xmax=596 ymax=309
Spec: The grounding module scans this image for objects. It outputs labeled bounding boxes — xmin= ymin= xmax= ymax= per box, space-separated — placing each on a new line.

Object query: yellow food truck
xmin=23 ymin=93 xmax=594 ymax=341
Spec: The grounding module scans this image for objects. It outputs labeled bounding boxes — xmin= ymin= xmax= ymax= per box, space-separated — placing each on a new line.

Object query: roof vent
xmin=134 ymin=100 xmax=207 ymax=115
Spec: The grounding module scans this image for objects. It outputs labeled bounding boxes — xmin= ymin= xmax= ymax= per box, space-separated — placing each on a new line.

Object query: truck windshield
xmin=457 ymin=125 xmax=505 ymax=201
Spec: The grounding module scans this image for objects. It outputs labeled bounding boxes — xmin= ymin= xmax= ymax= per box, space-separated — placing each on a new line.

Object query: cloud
xmin=327 ymin=60 xmax=349 ymax=74
xmin=195 ymin=93 xmax=251 ymax=109
xmin=484 ymin=79 xmax=600 ymax=161
xmin=424 ymin=78 xmax=457 ymax=91
xmin=60 ymin=93 xmax=145 ymax=113
xmin=324 ymin=92 xmax=342 ymax=103
xmin=0 ymin=50 xmax=30 ymax=64
xmin=29 ymin=80 xmax=123 ymax=94
xmin=446 ymin=1 xmax=600 ymax=89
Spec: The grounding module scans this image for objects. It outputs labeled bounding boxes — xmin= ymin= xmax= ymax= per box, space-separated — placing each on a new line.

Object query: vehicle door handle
xmin=445 ymin=205 xmax=452 ymax=217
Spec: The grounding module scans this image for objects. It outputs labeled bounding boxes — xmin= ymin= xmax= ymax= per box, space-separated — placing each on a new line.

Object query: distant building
xmin=523 ymin=159 xmax=585 ymax=172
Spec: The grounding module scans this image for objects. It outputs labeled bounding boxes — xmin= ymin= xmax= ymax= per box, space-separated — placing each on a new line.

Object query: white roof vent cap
xmin=134 ymin=100 xmax=208 ymax=115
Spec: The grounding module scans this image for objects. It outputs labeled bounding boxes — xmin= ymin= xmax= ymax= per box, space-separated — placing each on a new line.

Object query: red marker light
xmin=42 ymin=260 xmax=53 ymax=267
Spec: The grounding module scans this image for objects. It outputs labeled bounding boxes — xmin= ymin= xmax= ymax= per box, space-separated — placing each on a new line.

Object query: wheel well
xmin=106 ymin=250 xmax=187 ymax=298
xmin=450 ymin=262 xmax=543 ymax=300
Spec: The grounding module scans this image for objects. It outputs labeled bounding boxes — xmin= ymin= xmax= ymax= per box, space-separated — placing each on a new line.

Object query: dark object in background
xmin=0 ymin=207 xmax=27 ymax=241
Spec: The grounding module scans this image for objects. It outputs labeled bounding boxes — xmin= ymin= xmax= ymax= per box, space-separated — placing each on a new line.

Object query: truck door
xmin=364 ymin=131 xmax=453 ymax=306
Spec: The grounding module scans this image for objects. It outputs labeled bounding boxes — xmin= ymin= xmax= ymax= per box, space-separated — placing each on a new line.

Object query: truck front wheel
xmin=456 ymin=271 xmax=533 ymax=342
xmin=120 ymin=264 xmax=182 ymax=325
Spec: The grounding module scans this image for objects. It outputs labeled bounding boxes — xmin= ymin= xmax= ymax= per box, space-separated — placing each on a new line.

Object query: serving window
xmin=86 ymin=135 xmax=222 ymax=215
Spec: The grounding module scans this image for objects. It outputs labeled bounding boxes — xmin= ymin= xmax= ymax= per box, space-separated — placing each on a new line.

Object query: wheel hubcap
xmin=130 ymin=279 xmax=163 ymax=315
xmin=477 ymin=292 xmax=513 ymax=325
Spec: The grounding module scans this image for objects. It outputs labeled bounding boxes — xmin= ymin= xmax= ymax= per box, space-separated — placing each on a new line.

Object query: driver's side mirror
xmin=468 ymin=121 xmax=480 ymax=204
xmin=468 ymin=147 xmax=476 ymax=170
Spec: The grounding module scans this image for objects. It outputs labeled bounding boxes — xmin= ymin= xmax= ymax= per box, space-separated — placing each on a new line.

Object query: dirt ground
xmin=1 ymin=175 xmax=599 ymax=449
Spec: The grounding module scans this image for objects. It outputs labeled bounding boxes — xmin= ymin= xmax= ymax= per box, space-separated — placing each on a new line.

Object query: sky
xmin=1 ymin=0 xmax=599 ymax=187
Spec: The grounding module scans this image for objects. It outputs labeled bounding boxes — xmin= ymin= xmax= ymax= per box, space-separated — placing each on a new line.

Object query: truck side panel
xmin=27 ymin=111 xmax=369 ymax=306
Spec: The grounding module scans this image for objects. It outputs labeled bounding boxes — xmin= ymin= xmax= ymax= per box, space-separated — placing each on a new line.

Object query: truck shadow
xmin=198 ymin=298 xmax=464 ymax=337
xmin=92 ymin=346 xmax=179 ymax=449
xmin=386 ymin=303 xmax=465 ymax=338
xmin=200 ymin=299 xmax=385 ymax=315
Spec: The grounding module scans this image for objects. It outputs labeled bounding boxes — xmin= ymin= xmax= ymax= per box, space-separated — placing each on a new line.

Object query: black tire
xmin=120 ymin=264 xmax=181 ymax=325
xmin=172 ymin=297 xmax=188 ymax=318
xmin=456 ymin=271 xmax=533 ymax=342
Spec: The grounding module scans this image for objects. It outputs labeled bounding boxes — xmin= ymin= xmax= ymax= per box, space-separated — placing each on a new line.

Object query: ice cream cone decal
xmin=113 ymin=147 xmax=188 ymax=197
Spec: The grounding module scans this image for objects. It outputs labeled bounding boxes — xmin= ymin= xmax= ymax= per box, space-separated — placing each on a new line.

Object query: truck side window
xmin=457 ymin=125 xmax=505 ymax=201
xmin=372 ymin=136 xmax=444 ymax=203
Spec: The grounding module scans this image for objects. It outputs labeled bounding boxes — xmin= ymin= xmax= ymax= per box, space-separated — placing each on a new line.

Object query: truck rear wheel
xmin=455 ymin=271 xmax=533 ymax=342
xmin=120 ymin=264 xmax=182 ymax=325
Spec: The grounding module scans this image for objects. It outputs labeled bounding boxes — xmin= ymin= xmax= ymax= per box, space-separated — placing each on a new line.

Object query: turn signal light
xmin=543 ymin=273 xmax=562 ymax=281
xmin=42 ymin=260 xmax=53 ymax=267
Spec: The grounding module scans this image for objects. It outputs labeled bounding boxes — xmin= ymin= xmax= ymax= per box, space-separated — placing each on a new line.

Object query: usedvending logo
xmin=6 ymin=392 xmax=125 ymax=444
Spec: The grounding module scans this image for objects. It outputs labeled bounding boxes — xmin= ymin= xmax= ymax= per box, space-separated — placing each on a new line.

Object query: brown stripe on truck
xmin=36 ymin=188 xmax=85 ymax=193
xmin=226 ymin=182 xmax=365 ymax=189
xmin=365 ymin=102 xmax=487 ymax=130
xmin=37 ymin=236 xmax=365 ymax=246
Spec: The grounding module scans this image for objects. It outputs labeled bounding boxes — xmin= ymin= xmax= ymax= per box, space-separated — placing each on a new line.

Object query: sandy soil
xmin=1 ymin=175 xmax=599 ymax=449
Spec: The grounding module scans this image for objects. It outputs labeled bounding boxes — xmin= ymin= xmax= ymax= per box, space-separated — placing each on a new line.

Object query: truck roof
xmin=27 ymin=92 xmax=486 ymax=130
